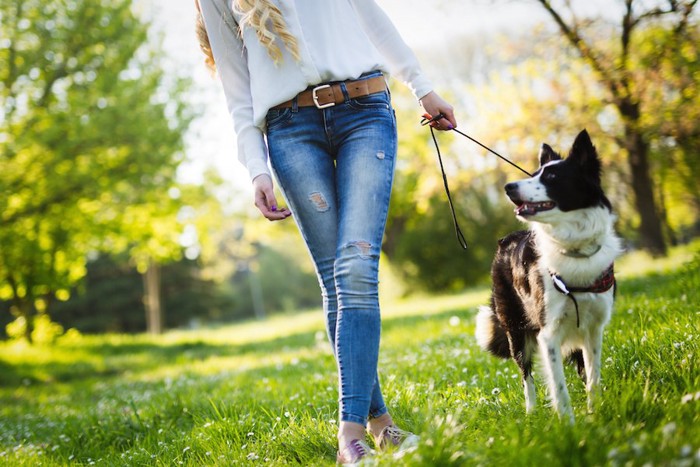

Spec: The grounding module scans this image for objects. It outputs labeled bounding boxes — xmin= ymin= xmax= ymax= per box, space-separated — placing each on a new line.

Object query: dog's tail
xmin=475 ymin=306 xmax=510 ymax=359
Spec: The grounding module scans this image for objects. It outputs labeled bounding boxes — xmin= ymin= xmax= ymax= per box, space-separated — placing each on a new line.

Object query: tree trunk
xmin=623 ymin=122 xmax=668 ymax=256
xmin=143 ymin=259 xmax=163 ymax=334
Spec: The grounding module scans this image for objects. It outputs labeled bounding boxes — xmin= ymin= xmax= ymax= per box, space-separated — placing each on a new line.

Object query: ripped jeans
xmin=265 ymin=73 xmax=396 ymax=426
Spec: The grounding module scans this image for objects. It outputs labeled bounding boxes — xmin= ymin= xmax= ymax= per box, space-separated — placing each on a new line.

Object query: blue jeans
xmin=265 ymin=72 xmax=396 ymax=426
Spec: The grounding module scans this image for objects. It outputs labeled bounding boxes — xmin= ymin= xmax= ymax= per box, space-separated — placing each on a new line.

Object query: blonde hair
xmin=195 ymin=0 xmax=300 ymax=72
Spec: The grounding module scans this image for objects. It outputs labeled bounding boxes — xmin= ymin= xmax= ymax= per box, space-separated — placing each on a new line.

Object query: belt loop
xmin=292 ymin=96 xmax=299 ymax=113
xmin=339 ymin=81 xmax=350 ymax=102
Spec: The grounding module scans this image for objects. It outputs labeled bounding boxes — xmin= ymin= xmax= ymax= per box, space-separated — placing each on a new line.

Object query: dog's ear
xmin=568 ymin=129 xmax=601 ymax=182
xmin=539 ymin=143 xmax=561 ymax=166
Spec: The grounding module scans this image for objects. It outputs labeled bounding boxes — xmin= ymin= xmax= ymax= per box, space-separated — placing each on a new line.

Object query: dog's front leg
xmin=537 ymin=328 xmax=574 ymax=423
xmin=582 ymin=325 xmax=604 ymax=413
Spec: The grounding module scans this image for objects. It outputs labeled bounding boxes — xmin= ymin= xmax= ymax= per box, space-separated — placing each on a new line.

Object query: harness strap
xmin=549 ymin=265 xmax=615 ymax=328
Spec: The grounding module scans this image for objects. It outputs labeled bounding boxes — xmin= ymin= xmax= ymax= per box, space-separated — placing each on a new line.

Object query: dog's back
xmin=476 ymin=231 xmax=543 ymax=393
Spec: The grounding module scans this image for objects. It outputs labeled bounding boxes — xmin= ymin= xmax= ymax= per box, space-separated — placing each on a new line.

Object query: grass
xmin=0 ymin=242 xmax=699 ymax=466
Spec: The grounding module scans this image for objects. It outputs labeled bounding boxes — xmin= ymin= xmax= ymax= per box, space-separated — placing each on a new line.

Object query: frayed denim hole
xmin=308 ymin=192 xmax=330 ymax=212
xmin=349 ymin=241 xmax=372 ymax=259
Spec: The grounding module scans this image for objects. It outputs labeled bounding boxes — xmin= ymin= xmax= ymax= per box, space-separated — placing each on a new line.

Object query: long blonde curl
xmin=195 ymin=0 xmax=300 ymax=73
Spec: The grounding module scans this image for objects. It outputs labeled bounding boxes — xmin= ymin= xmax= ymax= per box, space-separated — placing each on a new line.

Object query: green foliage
xmin=0 ymin=246 xmax=697 ymax=465
xmin=0 ymin=0 xmax=193 ymax=339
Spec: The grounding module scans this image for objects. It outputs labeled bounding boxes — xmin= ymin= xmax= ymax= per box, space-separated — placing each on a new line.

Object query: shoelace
xmin=381 ymin=426 xmax=412 ymax=446
xmin=346 ymin=439 xmax=370 ymax=460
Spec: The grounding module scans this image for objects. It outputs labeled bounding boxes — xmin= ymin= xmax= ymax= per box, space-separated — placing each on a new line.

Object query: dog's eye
xmin=543 ymin=171 xmax=557 ymax=181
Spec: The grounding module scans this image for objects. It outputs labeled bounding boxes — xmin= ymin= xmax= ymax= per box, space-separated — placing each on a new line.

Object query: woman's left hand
xmin=419 ymin=91 xmax=457 ymax=131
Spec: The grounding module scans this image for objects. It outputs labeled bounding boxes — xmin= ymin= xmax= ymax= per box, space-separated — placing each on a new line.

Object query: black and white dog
xmin=475 ymin=130 xmax=623 ymax=422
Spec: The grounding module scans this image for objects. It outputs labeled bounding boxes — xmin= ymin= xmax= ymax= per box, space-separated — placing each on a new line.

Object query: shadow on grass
xmin=2 ymin=263 xmax=690 ymax=390
xmin=0 ymin=302 xmax=480 ymax=389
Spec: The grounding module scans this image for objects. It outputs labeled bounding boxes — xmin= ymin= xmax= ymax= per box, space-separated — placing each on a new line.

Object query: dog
xmin=475 ymin=129 xmax=623 ymax=422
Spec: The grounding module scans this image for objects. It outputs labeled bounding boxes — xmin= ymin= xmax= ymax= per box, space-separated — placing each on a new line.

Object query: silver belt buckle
xmin=312 ymin=84 xmax=334 ymax=109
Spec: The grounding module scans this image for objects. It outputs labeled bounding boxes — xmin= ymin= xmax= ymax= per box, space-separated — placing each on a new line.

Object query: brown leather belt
xmin=272 ymin=75 xmax=387 ymax=109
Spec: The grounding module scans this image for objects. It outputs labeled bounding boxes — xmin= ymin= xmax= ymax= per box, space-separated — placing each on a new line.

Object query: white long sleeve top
xmin=198 ymin=0 xmax=434 ymax=181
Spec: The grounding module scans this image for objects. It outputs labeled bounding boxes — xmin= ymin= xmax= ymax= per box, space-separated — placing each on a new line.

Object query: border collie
xmin=475 ymin=130 xmax=623 ymax=422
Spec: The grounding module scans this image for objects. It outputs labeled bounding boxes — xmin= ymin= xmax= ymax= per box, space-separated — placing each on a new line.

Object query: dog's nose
xmin=505 ymin=182 xmax=519 ymax=195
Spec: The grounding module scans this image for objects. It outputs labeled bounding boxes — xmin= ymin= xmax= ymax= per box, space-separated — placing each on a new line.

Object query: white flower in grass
xmin=247 ymin=452 xmax=259 ymax=460
xmin=449 ymin=316 xmax=460 ymax=327
xmin=491 ymin=388 xmax=501 ymax=396
xmin=182 ymin=447 xmax=191 ymax=454
xmin=247 ymin=432 xmax=255 ymax=437
xmin=661 ymin=422 xmax=676 ymax=438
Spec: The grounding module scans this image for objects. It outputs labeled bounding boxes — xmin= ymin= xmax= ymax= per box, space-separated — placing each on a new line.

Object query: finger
xmin=256 ymin=191 xmax=291 ymax=221
xmin=436 ymin=108 xmax=456 ymax=130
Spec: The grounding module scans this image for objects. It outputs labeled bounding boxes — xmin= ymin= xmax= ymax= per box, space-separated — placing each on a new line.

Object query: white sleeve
xmin=198 ymin=0 xmax=270 ymax=181
xmin=349 ymin=0 xmax=434 ymax=99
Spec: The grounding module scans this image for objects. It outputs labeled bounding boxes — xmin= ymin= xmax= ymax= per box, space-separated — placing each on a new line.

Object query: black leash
xmin=425 ymin=122 xmax=469 ymax=249
xmin=420 ymin=113 xmax=533 ymax=250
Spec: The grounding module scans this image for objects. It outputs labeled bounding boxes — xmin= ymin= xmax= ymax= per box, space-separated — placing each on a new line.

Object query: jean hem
xmin=340 ymin=413 xmax=367 ymax=426
xmin=368 ymin=406 xmax=388 ymax=420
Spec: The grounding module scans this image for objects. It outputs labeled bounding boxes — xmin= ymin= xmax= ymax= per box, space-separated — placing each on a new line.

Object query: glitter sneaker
xmin=336 ymin=439 xmax=374 ymax=466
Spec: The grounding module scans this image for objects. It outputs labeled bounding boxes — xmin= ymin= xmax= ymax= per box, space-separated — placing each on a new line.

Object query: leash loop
xmin=427 ymin=123 xmax=468 ymax=250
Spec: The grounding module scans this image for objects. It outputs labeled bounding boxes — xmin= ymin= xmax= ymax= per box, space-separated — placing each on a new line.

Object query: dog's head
xmin=505 ymin=129 xmax=611 ymax=223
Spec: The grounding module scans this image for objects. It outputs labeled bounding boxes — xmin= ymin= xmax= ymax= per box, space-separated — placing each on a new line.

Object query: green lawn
xmin=1 ymin=243 xmax=698 ymax=466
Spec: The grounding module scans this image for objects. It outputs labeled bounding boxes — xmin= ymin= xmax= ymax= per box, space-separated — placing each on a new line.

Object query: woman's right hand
xmin=253 ymin=174 xmax=291 ymax=221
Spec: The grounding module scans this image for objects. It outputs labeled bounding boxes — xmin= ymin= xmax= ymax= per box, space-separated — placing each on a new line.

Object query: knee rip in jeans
xmin=308 ymin=192 xmax=329 ymax=212
xmin=348 ymin=240 xmax=372 ymax=258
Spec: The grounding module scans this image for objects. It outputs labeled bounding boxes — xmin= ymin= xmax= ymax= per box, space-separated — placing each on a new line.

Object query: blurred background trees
xmin=1 ymin=0 xmax=698 ymax=341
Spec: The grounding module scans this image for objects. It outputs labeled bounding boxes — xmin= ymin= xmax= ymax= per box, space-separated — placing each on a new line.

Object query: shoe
xmin=376 ymin=425 xmax=420 ymax=451
xmin=336 ymin=439 xmax=374 ymax=466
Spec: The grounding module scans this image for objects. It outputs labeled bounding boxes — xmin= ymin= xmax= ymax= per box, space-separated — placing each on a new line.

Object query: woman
xmin=195 ymin=0 xmax=457 ymax=463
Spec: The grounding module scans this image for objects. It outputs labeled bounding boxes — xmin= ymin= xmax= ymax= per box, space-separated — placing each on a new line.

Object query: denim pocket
xmin=347 ymin=91 xmax=391 ymax=111
xmin=266 ymin=108 xmax=293 ymax=129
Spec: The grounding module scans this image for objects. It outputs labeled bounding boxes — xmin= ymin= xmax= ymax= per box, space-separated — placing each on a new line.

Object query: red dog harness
xmin=550 ymin=265 xmax=616 ymax=327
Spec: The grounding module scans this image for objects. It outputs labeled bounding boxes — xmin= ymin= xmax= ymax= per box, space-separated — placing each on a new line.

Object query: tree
xmin=0 ymin=0 xmax=192 ymax=341
xmin=534 ymin=0 xmax=698 ymax=256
